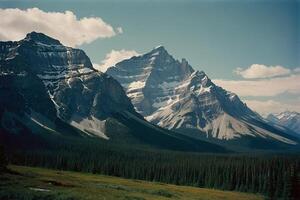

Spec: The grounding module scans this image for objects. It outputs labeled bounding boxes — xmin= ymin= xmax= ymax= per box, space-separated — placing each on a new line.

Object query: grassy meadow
xmin=0 ymin=165 xmax=264 ymax=200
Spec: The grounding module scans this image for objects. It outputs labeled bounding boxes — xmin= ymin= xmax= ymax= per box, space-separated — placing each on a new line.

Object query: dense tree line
xmin=5 ymin=139 xmax=300 ymax=200
xmin=0 ymin=145 xmax=7 ymax=173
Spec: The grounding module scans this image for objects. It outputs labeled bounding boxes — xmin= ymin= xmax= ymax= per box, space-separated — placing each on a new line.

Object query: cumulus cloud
xmin=94 ymin=49 xmax=139 ymax=72
xmin=243 ymin=100 xmax=300 ymax=116
xmin=235 ymin=64 xmax=291 ymax=79
xmin=213 ymin=74 xmax=300 ymax=97
xmin=0 ymin=8 xmax=120 ymax=47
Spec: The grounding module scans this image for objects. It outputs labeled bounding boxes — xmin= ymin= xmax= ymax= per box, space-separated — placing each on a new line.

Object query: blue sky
xmin=0 ymin=0 xmax=299 ymax=114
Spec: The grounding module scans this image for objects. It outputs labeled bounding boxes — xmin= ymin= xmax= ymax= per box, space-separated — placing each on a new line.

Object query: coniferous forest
xmin=1 ymin=134 xmax=299 ymax=200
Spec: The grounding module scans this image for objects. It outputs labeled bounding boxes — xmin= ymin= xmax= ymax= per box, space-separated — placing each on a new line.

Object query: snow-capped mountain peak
xmin=152 ymin=45 xmax=166 ymax=52
xmin=107 ymin=46 xmax=298 ymax=145
xmin=267 ymin=111 xmax=300 ymax=134
xmin=276 ymin=111 xmax=299 ymax=120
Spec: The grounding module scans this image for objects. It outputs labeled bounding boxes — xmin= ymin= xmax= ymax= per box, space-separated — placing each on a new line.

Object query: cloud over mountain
xmin=0 ymin=8 xmax=119 ymax=47
xmin=215 ymin=65 xmax=300 ymax=115
xmin=213 ymin=74 xmax=300 ymax=97
xmin=244 ymin=100 xmax=300 ymax=116
xmin=234 ymin=64 xmax=291 ymax=79
xmin=94 ymin=49 xmax=139 ymax=72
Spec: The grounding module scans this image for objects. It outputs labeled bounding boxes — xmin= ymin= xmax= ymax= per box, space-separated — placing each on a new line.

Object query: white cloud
xmin=235 ymin=64 xmax=291 ymax=79
xmin=215 ymin=65 xmax=300 ymax=115
xmin=0 ymin=8 xmax=120 ymax=47
xmin=213 ymin=74 xmax=300 ymax=97
xmin=243 ymin=100 xmax=300 ymax=116
xmin=294 ymin=67 xmax=300 ymax=73
xmin=94 ymin=49 xmax=139 ymax=72
xmin=116 ymin=27 xmax=123 ymax=34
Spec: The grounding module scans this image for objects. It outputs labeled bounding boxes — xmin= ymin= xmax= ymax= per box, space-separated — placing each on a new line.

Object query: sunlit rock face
xmin=107 ymin=46 xmax=298 ymax=145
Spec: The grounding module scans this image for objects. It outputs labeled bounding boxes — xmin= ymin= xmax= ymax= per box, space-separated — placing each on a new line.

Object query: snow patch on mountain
xmin=70 ymin=115 xmax=109 ymax=139
xmin=202 ymin=113 xmax=254 ymax=139
xmin=128 ymin=81 xmax=146 ymax=91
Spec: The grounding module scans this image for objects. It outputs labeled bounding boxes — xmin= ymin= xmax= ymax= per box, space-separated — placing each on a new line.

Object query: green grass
xmin=0 ymin=165 xmax=264 ymax=200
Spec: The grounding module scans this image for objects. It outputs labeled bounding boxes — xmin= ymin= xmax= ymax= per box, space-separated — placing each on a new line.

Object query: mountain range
xmin=0 ymin=32 xmax=299 ymax=152
xmin=106 ymin=46 xmax=299 ymax=150
xmin=267 ymin=111 xmax=300 ymax=135
xmin=0 ymin=32 xmax=226 ymax=152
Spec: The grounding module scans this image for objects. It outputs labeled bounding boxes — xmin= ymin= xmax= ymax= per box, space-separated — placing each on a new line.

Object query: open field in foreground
xmin=0 ymin=165 xmax=264 ymax=200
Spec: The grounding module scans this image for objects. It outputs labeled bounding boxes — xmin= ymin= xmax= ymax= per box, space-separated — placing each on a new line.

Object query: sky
xmin=0 ymin=0 xmax=299 ymax=115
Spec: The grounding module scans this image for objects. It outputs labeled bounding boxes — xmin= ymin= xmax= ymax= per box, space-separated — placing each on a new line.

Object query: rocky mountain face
xmin=107 ymin=46 xmax=299 ymax=147
xmin=0 ymin=32 xmax=227 ymax=153
xmin=267 ymin=111 xmax=300 ymax=134
xmin=0 ymin=32 xmax=139 ymax=139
